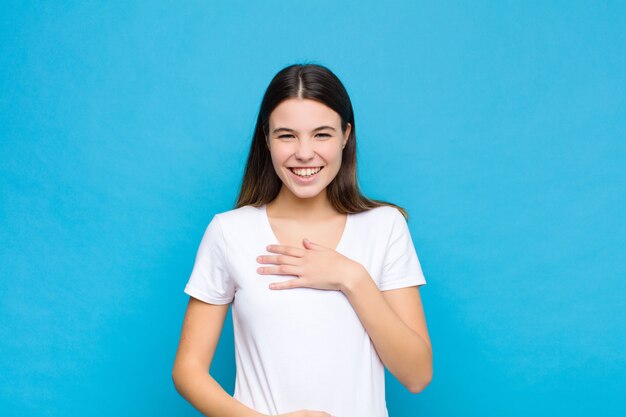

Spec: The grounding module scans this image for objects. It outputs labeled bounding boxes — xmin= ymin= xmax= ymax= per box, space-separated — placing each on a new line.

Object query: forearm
xmin=341 ymin=268 xmax=432 ymax=392
xmin=172 ymin=365 xmax=264 ymax=417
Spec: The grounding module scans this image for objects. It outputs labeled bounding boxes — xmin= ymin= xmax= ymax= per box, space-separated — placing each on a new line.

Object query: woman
xmin=172 ymin=63 xmax=432 ymax=417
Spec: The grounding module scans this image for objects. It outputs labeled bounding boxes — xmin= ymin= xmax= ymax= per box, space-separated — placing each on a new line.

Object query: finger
xmin=303 ymin=238 xmax=327 ymax=250
xmin=257 ymin=264 xmax=301 ymax=276
xmin=269 ymin=277 xmax=305 ymax=290
xmin=266 ymin=244 xmax=306 ymax=257
xmin=256 ymin=254 xmax=302 ymax=266
xmin=300 ymin=411 xmax=334 ymax=417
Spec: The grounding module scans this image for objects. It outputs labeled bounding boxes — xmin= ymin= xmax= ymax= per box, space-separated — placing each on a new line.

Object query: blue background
xmin=1 ymin=1 xmax=625 ymax=416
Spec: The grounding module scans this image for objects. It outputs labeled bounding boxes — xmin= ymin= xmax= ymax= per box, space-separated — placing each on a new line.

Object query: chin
xmin=285 ymin=184 xmax=325 ymax=199
xmin=291 ymin=189 xmax=323 ymax=199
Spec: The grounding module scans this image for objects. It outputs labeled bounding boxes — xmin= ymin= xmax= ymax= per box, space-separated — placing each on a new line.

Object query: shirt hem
xmin=378 ymin=276 xmax=426 ymax=291
xmin=184 ymin=285 xmax=233 ymax=305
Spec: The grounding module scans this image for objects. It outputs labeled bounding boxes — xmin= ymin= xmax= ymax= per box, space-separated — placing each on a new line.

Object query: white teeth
xmin=291 ymin=167 xmax=322 ymax=177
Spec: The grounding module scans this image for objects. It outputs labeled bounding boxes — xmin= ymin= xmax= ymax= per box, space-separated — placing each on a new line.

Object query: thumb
xmin=302 ymin=237 xmax=320 ymax=249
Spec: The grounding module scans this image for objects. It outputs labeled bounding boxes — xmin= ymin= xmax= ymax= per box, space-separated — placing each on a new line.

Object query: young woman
xmin=172 ymin=63 xmax=432 ymax=417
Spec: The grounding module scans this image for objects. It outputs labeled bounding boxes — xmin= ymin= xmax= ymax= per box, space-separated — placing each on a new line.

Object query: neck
xmin=267 ymin=186 xmax=337 ymax=221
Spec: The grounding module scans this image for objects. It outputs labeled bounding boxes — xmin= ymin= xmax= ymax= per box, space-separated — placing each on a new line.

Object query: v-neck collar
xmin=260 ymin=203 xmax=351 ymax=252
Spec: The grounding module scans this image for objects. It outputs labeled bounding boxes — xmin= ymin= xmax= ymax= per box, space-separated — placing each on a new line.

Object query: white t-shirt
xmin=184 ymin=203 xmax=426 ymax=417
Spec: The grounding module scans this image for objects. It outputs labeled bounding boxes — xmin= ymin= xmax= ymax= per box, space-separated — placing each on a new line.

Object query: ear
xmin=342 ymin=123 xmax=352 ymax=148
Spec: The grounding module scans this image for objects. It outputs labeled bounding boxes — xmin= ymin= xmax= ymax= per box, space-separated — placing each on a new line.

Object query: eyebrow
xmin=271 ymin=125 xmax=336 ymax=134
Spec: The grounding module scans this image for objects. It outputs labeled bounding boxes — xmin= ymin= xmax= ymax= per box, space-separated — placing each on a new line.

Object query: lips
xmin=288 ymin=166 xmax=324 ymax=182
xmin=289 ymin=166 xmax=323 ymax=177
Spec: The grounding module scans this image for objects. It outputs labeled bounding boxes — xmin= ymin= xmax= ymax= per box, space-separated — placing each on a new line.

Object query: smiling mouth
xmin=288 ymin=166 xmax=324 ymax=177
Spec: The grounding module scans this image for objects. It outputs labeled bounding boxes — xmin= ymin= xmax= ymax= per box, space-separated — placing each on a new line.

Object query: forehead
xmin=269 ymin=98 xmax=340 ymax=127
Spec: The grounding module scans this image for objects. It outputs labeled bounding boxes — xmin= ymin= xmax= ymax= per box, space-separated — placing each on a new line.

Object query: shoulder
xmin=211 ymin=205 xmax=260 ymax=236
xmin=214 ymin=204 xmax=257 ymax=222
xmin=353 ymin=205 xmax=403 ymax=225
xmin=349 ymin=205 xmax=405 ymax=244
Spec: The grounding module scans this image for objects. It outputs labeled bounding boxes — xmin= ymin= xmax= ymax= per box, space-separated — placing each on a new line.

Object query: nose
xmin=294 ymin=138 xmax=315 ymax=161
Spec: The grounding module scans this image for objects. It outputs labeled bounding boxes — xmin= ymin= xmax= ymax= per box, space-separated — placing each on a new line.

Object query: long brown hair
xmin=234 ymin=63 xmax=409 ymax=220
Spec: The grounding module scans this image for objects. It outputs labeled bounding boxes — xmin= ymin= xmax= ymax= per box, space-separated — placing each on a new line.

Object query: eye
xmin=277 ymin=133 xmax=331 ymax=139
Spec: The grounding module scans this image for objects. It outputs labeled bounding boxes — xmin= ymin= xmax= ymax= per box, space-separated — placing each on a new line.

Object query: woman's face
xmin=266 ymin=98 xmax=351 ymax=200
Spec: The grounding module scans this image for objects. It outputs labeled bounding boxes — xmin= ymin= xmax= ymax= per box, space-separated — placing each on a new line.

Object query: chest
xmin=267 ymin=215 xmax=347 ymax=250
xmin=220 ymin=207 xmax=390 ymax=310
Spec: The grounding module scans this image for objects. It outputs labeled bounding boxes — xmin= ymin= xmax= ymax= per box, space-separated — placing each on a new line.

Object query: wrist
xmin=341 ymin=263 xmax=368 ymax=294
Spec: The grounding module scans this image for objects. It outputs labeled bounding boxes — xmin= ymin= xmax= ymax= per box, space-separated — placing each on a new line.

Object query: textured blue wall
xmin=1 ymin=1 xmax=624 ymax=416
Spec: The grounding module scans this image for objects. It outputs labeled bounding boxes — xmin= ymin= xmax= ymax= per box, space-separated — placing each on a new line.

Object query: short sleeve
xmin=183 ymin=215 xmax=235 ymax=304
xmin=378 ymin=208 xmax=427 ymax=291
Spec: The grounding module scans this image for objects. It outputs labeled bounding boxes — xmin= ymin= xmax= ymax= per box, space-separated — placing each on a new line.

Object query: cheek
xmin=321 ymin=145 xmax=343 ymax=164
xmin=269 ymin=148 xmax=291 ymax=164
